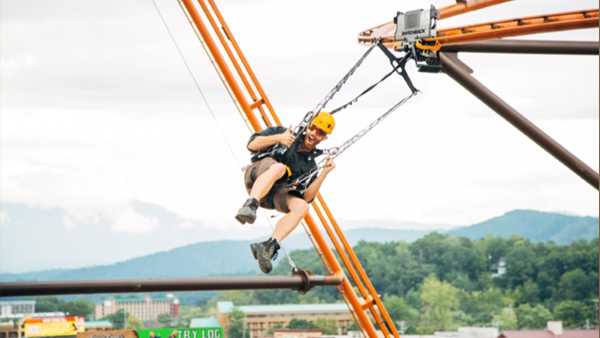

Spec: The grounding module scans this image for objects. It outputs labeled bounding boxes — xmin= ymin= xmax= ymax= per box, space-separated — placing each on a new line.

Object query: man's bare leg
xmin=250 ymin=196 xmax=309 ymax=274
xmin=249 ymin=163 xmax=287 ymax=201
xmin=272 ymin=196 xmax=309 ymax=242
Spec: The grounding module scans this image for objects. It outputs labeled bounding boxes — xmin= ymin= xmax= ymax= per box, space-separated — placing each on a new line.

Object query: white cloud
xmin=111 ymin=207 xmax=160 ymax=234
xmin=176 ymin=221 xmax=195 ymax=230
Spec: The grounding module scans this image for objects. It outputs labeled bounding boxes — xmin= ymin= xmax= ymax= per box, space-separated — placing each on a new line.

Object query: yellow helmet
xmin=310 ymin=111 xmax=335 ymax=134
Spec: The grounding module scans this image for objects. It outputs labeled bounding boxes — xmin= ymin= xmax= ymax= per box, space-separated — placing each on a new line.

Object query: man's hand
xmin=322 ymin=157 xmax=335 ymax=175
xmin=277 ymin=128 xmax=295 ymax=147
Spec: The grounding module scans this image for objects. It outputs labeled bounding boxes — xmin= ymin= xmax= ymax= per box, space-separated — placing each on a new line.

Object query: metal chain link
xmin=292 ymin=91 xmax=419 ymax=189
xmin=292 ymin=41 xmax=381 ymax=137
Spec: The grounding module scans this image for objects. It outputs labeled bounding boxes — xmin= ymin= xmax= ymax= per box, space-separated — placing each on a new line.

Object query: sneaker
xmin=250 ymin=238 xmax=280 ymax=274
xmin=235 ymin=198 xmax=259 ymax=224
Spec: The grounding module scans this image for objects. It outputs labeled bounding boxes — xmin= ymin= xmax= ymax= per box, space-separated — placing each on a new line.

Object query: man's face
xmin=303 ymin=125 xmax=328 ymax=150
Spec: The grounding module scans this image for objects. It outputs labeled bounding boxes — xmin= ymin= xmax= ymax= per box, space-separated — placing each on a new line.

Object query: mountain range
xmin=0 ymin=206 xmax=596 ymax=282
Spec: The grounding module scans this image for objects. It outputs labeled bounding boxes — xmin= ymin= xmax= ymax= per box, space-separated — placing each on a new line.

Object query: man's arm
xmin=247 ymin=128 xmax=295 ymax=152
xmin=303 ymin=157 xmax=335 ymax=203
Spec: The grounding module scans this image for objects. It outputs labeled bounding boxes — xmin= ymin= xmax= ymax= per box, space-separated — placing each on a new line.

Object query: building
xmin=84 ymin=321 xmax=114 ymax=331
xmin=273 ymin=329 xmax=322 ymax=338
xmin=498 ymin=321 xmax=599 ymax=338
xmin=491 ymin=258 xmax=506 ymax=278
xmin=95 ymin=296 xmax=179 ymax=322
xmin=217 ymin=302 xmax=353 ymax=338
xmin=190 ymin=317 xmax=222 ymax=329
xmin=426 ymin=327 xmax=499 ymax=338
xmin=0 ymin=321 xmax=25 ymax=338
xmin=78 ymin=329 xmax=137 ymax=338
xmin=0 ymin=301 xmax=35 ymax=318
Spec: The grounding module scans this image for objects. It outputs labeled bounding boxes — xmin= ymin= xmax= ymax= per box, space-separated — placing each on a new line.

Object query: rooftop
xmin=189 ymin=317 xmax=221 ymax=328
xmin=217 ymin=302 xmax=349 ymax=315
xmin=0 ymin=301 xmax=35 ymax=305
xmin=85 ymin=321 xmax=113 ymax=329
xmin=499 ymin=329 xmax=599 ymax=338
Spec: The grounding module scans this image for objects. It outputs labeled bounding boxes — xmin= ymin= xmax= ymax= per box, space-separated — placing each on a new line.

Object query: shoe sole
xmin=235 ymin=211 xmax=256 ymax=225
xmin=249 ymin=243 xmax=272 ymax=273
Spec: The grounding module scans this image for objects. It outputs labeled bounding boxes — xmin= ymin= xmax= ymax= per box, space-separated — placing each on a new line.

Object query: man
xmin=235 ymin=111 xmax=336 ymax=273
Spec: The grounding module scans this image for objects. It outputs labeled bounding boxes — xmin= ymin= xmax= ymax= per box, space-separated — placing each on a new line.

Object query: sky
xmin=0 ymin=0 xmax=598 ymax=272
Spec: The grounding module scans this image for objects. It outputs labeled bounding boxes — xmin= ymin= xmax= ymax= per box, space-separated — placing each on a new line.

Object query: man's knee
xmin=269 ymin=162 xmax=288 ymax=178
xmin=289 ymin=199 xmax=309 ymax=215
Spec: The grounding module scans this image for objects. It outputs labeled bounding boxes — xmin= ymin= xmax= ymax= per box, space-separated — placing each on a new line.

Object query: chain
xmin=291 ymin=41 xmax=381 ymax=137
xmin=292 ymin=90 xmax=419 ymax=189
xmin=330 ymin=63 xmax=401 ymax=115
xmin=270 ymin=41 xmax=381 ymax=158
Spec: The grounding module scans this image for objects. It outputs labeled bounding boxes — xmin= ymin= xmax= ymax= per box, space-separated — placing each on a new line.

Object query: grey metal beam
xmin=439 ymin=52 xmax=599 ymax=189
xmin=0 ymin=275 xmax=343 ymax=297
xmin=442 ymin=39 xmax=599 ymax=55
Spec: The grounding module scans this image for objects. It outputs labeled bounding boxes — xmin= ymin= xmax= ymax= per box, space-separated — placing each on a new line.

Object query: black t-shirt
xmin=248 ymin=126 xmax=323 ymax=189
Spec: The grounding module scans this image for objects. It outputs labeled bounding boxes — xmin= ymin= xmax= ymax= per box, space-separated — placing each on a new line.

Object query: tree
xmin=493 ymin=307 xmax=518 ymax=330
xmin=157 ymin=313 xmax=173 ymax=327
xmin=127 ymin=314 xmax=143 ymax=330
xmin=553 ymin=300 xmax=590 ymax=328
xmin=313 ymin=319 xmax=337 ymax=335
xmin=35 ymin=296 xmax=64 ymax=312
xmin=504 ymin=241 xmax=537 ymax=288
xmin=515 ymin=280 xmax=540 ymax=305
xmin=383 ymin=295 xmax=418 ymax=333
xmin=63 ymin=300 xmax=95 ymax=318
xmin=287 ymin=319 xmax=316 ymax=329
xmin=516 ymin=304 xmax=552 ymax=329
xmin=265 ymin=323 xmax=284 ymax=336
xmin=102 ymin=309 xmax=128 ymax=329
xmin=217 ymin=291 xmax=256 ymax=305
xmin=557 ymin=269 xmax=594 ymax=301
xmin=228 ymin=309 xmax=248 ymax=338
xmin=459 ymin=288 xmax=510 ymax=325
xmin=417 ymin=275 xmax=459 ymax=333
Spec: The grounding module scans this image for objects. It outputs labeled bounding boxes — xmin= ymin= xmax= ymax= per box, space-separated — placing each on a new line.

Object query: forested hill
xmin=0 ymin=209 xmax=596 ymax=282
xmin=0 ymin=240 xmax=260 ymax=282
xmin=448 ymin=209 xmax=597 ymax=244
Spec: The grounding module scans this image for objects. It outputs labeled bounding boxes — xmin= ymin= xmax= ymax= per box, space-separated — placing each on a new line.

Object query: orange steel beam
xmin=180 ymin=0 xmax=262 ymax=131
xmin=438 ymin=0 xmax=511 ymax=20
xmin=317 ymin=195 xmax=400 ymax=337
xmin=178 ymin=1 xmax=397 ymax=337
xmin=303 ymin=214 xmax=380 ymax=338
xmin=432 ymin=9 xmax=599 ymax=44
xmin=311 ymin=201 xmax=393 ymax=337
xmin=204 ymin=0 xmax=282 ymax=127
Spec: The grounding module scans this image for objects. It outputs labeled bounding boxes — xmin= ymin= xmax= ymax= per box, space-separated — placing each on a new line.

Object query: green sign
xmin=138 ymin=328 xmax=223 ymax=338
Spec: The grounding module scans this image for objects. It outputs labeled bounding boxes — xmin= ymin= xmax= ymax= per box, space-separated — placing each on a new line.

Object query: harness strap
xmin=330 ymin=63 xmax=402 ymax=115
xmin=377 ymin=42 xmax=418 ymax=94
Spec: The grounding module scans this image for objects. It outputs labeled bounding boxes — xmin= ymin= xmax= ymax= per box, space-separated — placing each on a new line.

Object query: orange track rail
xmin=358 ymin=6 xmax=599 ymax=47
xmin=438 ymin=0 xmax=510 ymax=19
xmin=178 ymin=0 xmax=400 ymax=337
xmin=433 ymin=9 xmax=599 ymax=44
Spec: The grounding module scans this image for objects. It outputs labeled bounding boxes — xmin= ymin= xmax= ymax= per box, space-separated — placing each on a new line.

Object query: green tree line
xmin=226 ymin=234 xmax=598 ymax=334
